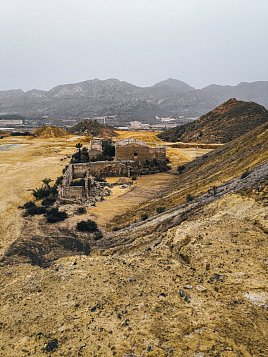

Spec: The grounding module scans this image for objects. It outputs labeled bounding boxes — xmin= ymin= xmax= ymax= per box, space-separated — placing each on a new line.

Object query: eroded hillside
xmin=0 ymin=126 xmax=267 ymax=357
xmin=159 ymin=99 xmax=268 ymax=143
xmin=115 ymin=122 xmax=268 ymax=228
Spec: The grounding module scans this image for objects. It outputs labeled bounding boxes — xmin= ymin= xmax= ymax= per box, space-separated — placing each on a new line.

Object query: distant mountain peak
xmin=153 ymin=78 xmax=195 ymax=92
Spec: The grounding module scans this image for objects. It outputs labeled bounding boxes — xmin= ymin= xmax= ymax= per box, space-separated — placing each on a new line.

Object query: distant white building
xmin=0 ymin=119 xmax=24 ymax=126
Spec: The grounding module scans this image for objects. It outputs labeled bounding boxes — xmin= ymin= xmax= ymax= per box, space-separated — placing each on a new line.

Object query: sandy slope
xmin=0 ymin=192 xmax=267 ymax=356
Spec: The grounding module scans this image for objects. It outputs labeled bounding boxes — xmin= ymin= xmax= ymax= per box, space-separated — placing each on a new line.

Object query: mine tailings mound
xmin=68 ymin=119 xmax=117 ymax=138
xmin=34 ymin=125 xmax=68 ymax=138
xmin=113 ymin=121 xmax=268 ymax=226
xmin=158 ymin=98 xmax=268 ymax=143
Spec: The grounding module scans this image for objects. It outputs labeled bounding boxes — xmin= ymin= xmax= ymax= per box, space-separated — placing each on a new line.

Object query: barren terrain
xmin=0 ymin=129 xmax=267 ymax=357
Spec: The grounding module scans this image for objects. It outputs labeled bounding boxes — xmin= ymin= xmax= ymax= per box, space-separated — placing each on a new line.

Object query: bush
xmin=94 ymin=230 xmax=103 ymax=240
xmin=141 ymin=213 xmax=149 ymax=221
xmin=186 ymin=194 xmax=194 ymax=202
xmin=55 ymin=176 xmax=63 ymax=186
xmin=41 ymin=197 xmax=56 ymax=207
xmin=23 ymin=201 xmax=47 ymax=216
xmin=45 ymin=208 xmax=68 ymax=223
xmin=76 ymin=219 xmax=98 ymax=232
xmin=156 ymin=206 xmax=165 ymax=214
xmin=76 ymin=207 xmax=87 ymax=215
xmin=112 ymin=226 xmax=120 ymax=232
xmin=177 ymin=165 xmax=185 ymax=174
xmin=32 ymin=187 xmax=50 ymax=200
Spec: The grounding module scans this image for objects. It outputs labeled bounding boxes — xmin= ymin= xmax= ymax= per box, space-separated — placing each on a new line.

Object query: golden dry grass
xmin=0 ymin=132 xmax=211 ymax=252
xmin=0 ymin=135 xmax=87 ymax=255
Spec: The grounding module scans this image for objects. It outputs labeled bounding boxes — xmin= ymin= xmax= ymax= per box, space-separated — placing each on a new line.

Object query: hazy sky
xmin=1 ymin=0 xmax=268 ymax=91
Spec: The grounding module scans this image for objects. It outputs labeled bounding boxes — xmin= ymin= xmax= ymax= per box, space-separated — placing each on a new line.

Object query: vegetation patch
xmin=45 ymin=208 xmax=68 ymax=223
xmin=76 ymin=220 xmax=98 ymax=233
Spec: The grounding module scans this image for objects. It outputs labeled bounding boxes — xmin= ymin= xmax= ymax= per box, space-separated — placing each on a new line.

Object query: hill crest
xmin=158 ymin=98 xmax=268 ymax=143
xmin=68 ymin=119 xmax=117 ymax=138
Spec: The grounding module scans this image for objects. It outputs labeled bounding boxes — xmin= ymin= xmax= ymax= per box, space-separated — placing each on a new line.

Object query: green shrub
xmin=55 ymin=176 xmax=63 ymax=186
xmin=76 ymin=207 xmax=87 ymax=215
xmin=186 ymin=194 xmax=194 ymax=202
xmin=112 ymin=226 xmax=120 ymax=232
xmin=41 ymin=197 xmax=56 ymax=207
xmin=141 ymin=213 xmax=149 ymax=221
xmin=45 ymin=208 xmax=67 ymax=223
xmin=177 ymin=165 xmax=185 ymax=174
xmin=156 ymin=206 xmax=165 ymax=214
xmin=23 ymin=201 xmax=46 ymax=216
xmin=32 ymin=187 xmax=50 ymax=200
xmin=76 ymin=220 xmax=98 ymax=232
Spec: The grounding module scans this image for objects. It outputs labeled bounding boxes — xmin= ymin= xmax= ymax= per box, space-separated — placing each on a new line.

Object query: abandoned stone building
xmin=87 ymin=137 xmax=166 ymax=162
xmin=59 ymin=161 xmax=133 ymax=203
xmin=59 ymin=137 xmax=168 ymax=203
xmin=115 ymin=138 xmax=166 ymax=162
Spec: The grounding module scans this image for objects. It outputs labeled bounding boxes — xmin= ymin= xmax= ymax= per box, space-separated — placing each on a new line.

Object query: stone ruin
xmin=115 ymin=138 xmax=166 ymax=162
xmin=58 ymin=161 xmax=137 ymax=203
xmin=59 ymin=137 xmax=168 ymax=203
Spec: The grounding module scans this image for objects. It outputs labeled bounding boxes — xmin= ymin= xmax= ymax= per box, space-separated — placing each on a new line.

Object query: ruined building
xmin=88 ymin=137 xmax=103 ymax=160
xmin=115 ymin=138 xmax=166 ymax=162
xmin=59 ymin=137 xmax=167 ymax=203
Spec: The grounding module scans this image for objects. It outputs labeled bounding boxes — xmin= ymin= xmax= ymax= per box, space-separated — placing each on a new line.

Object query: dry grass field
xmin=0 ymin=128 xmax=267 ymax=357
xmin=0 ymin=131 xmax=209 ymax=255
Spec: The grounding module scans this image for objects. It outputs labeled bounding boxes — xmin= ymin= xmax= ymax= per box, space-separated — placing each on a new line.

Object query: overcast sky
xmin=1 ymin=0 xmax=268 ymax=91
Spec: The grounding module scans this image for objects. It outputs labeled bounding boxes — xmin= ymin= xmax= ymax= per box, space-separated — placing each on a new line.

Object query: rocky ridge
xmin=1 ymin=78 xmax=268 ymax=123
xmin=158 ymin=98 xmax=268 ymax=143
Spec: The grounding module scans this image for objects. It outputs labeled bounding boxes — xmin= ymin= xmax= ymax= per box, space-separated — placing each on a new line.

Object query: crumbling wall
xmin=115 ymin=144 xmax=166 ymax=162
xmin=73 ymin=162 xmax=133 ymax=178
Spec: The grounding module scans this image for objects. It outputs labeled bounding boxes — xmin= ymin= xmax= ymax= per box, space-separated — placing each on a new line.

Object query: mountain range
xmin=0 ymin=78 xmax=268 ymax=124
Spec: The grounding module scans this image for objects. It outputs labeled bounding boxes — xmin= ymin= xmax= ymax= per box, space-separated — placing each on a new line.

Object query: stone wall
xmin=73 ymin=161 xmax=133 ymax=178
xmin=115 ymin=143 xmax=166 ymax=162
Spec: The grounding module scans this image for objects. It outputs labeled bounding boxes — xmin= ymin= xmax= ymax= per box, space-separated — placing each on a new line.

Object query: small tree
xmin=42 ymin=178 xmax=52 ymax=189
xmin=75 ymin=143 xmax=83 ymax=154
xmin=141 ymin=213 xmax=149 ymax=221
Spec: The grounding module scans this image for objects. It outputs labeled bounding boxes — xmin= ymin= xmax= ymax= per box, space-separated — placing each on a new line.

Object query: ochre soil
xmin=0 ymin=133 xmax=207 ymax=255
xmin=1 ymin=193 xmax=267 ymax=356
xmin=1 ymin=131 xmax=267 ymax=356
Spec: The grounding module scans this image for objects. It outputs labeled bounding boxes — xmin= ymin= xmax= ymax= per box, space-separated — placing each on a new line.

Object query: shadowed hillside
xmin=158 ymin=98 xmax=268 ymax=143
xmin=113 ymin=121 xmax=268 ymax=227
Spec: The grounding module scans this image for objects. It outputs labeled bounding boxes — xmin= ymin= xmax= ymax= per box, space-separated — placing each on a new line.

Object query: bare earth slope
xmin=68 ymin=119 xmax=117 ymax=138
xmin=0 ymin=165 xmax=267 ymax=356
xmin=34 ymin=126 xmax=68 ymax=138
xmin=158 ymin=98 xmax=268 ymax=143
xmin=114 ymin=121 xmax=268 ymax=227
xmin=0 ymin=126 xmax=268 ymax=356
